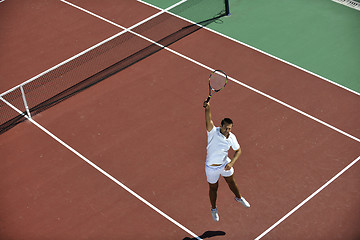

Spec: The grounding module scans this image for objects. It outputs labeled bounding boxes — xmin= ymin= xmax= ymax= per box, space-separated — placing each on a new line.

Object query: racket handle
xmin=205 ymin=96 xmax=211 ymax=103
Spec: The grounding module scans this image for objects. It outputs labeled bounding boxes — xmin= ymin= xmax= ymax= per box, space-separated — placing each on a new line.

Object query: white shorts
xmin=205 ymin=162 xmax=234 ymax=184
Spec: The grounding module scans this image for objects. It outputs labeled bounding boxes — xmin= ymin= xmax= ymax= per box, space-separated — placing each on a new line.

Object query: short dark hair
xmin=221 ymin=118 xmax=233 ymax=126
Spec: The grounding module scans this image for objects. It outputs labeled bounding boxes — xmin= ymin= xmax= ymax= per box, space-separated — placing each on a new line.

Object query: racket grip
xmin=205 ymin=96 xmax=211 ymax=103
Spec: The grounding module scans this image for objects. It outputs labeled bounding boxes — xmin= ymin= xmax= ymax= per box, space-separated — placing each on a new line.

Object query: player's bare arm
xmin=203 ymin=101 xmax=214 ymax=132
xmin=225 ymin=148 xmax=242 ymax=170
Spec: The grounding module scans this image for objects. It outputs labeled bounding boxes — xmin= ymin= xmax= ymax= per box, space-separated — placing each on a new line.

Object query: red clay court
xmin=1 ymin=1 xmax=359 ymax=239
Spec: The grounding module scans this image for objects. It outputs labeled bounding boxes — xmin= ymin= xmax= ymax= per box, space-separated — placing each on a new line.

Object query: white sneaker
xmin=235 ymin=196 xmax=250 ymax=208
xmin=211 ymin=208 xmax=219 ymax=221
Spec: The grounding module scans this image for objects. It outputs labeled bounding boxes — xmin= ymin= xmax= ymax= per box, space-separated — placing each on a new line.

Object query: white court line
xmin=61 ymin=0 xmax=360 ymax=143
xmin=138 ymin=0 xmax=360 ymax=97
xmin=60 ymin=0 xmax=188 ymax=31
xmin=0 ymin=95 xmax=203 ymax=240
xmin=255 ymin=155 xmax=360 ymax=240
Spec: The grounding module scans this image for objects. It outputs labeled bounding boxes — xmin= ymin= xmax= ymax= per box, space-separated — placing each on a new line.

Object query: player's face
xmin=220 ymin=123 xmax=232 ymax=137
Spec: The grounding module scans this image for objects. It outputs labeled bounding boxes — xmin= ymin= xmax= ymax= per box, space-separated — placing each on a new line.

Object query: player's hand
xmin=225 ymin=162 xmax=233 ymax=171
xmin=203 ymin=101 xmax=210 ymax=108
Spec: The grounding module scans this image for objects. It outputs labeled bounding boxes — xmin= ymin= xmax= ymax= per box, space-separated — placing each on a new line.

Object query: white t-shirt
xmin=206 ymin=126 xmax=240 ymax=166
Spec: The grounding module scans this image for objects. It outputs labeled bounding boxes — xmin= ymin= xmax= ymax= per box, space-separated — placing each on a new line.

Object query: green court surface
xmin=142 ymin=0 xmax=360 ymax=94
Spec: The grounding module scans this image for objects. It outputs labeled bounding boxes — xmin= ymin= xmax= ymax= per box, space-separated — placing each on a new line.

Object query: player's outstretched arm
xmin=203 ymin=101 xmax=214 ymax=132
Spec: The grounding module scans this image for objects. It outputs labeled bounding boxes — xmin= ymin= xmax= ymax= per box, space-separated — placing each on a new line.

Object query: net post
xmin=225 ymin=0 xmax=231 ymax=16
xmin=20 ymin=85 xmax=31 ymax=118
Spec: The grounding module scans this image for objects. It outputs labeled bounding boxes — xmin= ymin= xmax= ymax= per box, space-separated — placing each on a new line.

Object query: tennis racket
xmin=205 ymin=70 xmax=228 ymax=103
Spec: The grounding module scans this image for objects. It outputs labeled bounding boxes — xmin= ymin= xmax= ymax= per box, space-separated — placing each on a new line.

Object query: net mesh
xmin=0 ymin=0 xmax=228 ymax=134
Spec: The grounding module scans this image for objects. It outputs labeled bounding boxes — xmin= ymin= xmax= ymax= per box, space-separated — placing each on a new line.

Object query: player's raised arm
xmin=203 ymin=101 xmax=214 ymax=132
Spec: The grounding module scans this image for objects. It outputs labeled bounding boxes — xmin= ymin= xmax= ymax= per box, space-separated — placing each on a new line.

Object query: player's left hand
xmin=225 ymin=162 xmax=233 ymax=171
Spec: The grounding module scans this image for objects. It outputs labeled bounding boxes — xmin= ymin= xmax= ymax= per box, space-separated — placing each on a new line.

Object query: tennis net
xmin=0 ymin=0 xmax=229 ymax=134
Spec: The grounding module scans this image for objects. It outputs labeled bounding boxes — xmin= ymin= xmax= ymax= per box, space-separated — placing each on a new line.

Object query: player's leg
xmin=208 ymin=181 xmax=218 ymax=209
xmin=205 ymin=165 xmax=221 ymax=221
xmin=208 ymin=182 xmax=219 ymax=221
xmin=223 ymin=175 xmax=241 ymax=198
xmin=222 ymin=169 xmax=250 ymax=208
xmin=205 ymin=165 xmax=221 ymax=208
xmin=221 ymin=166 xmax=240 ymax=197
xmin=224 ymin=175 xmax=241 ymax=198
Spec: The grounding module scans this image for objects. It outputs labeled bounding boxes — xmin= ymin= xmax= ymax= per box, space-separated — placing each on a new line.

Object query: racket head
xmin=209 ymin=70 xmax=228 ymax=91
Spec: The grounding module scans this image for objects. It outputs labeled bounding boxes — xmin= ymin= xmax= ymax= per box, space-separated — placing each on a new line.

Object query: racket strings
xmin=210 ymin=71 xmax=227 ymax=90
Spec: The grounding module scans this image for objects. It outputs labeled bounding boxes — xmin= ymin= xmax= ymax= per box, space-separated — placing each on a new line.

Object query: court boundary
xmin=1 ymin=1 xmax=359 ymax=239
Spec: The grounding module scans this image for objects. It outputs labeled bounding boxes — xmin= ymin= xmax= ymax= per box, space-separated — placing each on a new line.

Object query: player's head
xmin=220 ymin=118 xmax=233 ymax=136
xmin=221 ymin=118 xmax=233 ymax=126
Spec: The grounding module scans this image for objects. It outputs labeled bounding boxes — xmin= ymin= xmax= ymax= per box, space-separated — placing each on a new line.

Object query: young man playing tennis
xmin=203 ymin=101 xmax=250 ymax=222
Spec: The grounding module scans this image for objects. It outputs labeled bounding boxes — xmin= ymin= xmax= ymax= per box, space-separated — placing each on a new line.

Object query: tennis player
xmin=203 ymin=101 xmax=250 ymax=222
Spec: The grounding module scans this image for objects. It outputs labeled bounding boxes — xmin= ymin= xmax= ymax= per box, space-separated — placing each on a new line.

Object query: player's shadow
xmin=183 ymin=230 xmax=226 ymax=240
